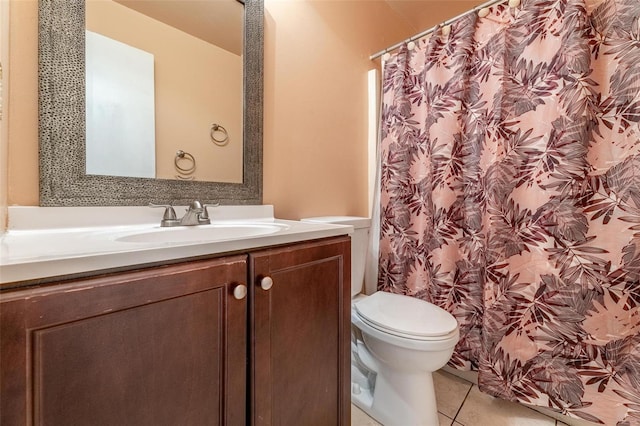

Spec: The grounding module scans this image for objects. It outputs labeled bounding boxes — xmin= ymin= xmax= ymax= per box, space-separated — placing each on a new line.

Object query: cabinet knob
xmin=260 ymin=276 xmax=273 ymax=291
xmin=233 ymin=284 xmax=247 ymax=300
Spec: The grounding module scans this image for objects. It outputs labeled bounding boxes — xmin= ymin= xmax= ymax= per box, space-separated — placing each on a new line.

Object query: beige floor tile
xmin=434 ymin=369 xmax=473 ymax=418
xmin=352 ymin=403 xmax=456 ymax=425
xmin=439 ymin=411 xmax=454 ymax=425
xmin=351 ymin=403 xmax=382 ymax=426
xmin=455 ymin=386 xmax=556 ymax=426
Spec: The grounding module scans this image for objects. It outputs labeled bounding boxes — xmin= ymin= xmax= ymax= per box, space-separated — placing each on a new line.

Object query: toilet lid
xmin=354 ymin=292 xmax=458 ymax=338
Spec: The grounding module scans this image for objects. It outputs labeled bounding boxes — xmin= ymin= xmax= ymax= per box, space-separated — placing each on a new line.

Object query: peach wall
xmin=262 ymin=0 xmax=411 ymax=219
xmin=6 ymin=0 xmax=38 ymax=207
xmin=4 ymin=0 xmax=480 ymax=219
xmin=0 ymin=0 xmax=9 ymax=231
xmin=86 ymin=0 xmax=243 ymax=183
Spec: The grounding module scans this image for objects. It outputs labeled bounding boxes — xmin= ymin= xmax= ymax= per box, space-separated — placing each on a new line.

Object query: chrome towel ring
xmin=210 ymin=123 xmax=229 ymax=146
xmin=175 ymin=150 xmax=196 ymax=180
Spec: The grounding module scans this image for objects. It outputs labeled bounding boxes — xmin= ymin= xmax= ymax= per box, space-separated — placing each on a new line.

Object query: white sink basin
xmin=116 ymin=223 xmax=288 ymax=244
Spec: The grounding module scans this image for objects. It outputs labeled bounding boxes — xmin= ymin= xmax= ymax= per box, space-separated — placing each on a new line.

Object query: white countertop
xmin=0 ymin=206 xmax=352 ymax=286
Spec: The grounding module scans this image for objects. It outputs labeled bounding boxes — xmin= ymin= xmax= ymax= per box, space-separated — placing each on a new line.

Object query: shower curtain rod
xmin=370 ymin=0 xmax=508 ymax=60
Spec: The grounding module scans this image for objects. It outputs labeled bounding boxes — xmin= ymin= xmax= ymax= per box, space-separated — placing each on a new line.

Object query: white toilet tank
xmin=301 ymin=216 xmax=370 ymax=297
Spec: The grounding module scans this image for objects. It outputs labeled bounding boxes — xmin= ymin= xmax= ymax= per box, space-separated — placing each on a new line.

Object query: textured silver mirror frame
xmin=38 ymin=0 xmax=263 ymax=206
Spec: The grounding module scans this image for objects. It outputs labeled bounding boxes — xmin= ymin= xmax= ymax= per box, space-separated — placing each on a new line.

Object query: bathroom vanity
xmin=0 ymin=206 xmax=351 ymax=425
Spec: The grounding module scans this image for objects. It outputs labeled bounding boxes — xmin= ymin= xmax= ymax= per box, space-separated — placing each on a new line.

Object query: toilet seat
xmin=354 ymin=292 xmax=458 ymax=341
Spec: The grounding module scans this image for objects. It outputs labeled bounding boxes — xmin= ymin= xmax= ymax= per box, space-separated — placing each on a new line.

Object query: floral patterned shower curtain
xmin=378 ymin=0 xmax=640 ymax=424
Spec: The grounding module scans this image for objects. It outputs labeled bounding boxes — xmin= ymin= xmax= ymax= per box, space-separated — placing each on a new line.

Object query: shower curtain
xmin=378 ymin=0 xmax=640 ymax=424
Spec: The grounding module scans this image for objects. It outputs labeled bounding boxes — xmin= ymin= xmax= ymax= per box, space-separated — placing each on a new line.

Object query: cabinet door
xmin=0 ymin=257 xmax=247 ymax=426
xmin=250 ymin=237 xmax=351 ymax=426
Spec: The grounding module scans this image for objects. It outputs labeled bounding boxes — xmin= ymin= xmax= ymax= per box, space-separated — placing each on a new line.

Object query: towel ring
xmin=210 ymin=123 xmax=229 ymax=146
xmin=175 ymin=150 xmax=196 ymax=175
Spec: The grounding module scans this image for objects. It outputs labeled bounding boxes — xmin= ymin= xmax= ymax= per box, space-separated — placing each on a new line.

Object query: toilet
xmin=301 ymin=216 xmax=460 ymax=426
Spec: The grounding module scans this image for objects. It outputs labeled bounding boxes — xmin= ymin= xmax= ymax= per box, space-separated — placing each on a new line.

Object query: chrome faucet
xmin=150 ymin=201 xmax=217 ymax=227
xmin=180 ymin=200 xmax=209 ymax=226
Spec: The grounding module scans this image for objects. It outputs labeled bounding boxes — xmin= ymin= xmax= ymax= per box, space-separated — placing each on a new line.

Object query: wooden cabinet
xmin=0 ymin=236 xmax=350 ymax=426
xmin=249 ymin=237 xmax=351 ymax=426
xmin=1 ymin=256 xmax=248 ymax=426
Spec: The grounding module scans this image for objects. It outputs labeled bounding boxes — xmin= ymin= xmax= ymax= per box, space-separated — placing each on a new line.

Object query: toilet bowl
xmin=301 ymin=216 xmax=460 ymax=426
xmin=352 ymin=291 xmax=459 ymax=425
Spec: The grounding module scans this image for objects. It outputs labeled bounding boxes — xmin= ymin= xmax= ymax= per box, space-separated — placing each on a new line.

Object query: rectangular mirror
xmin=38 ymin=0 xmax=263 ymax=206
xmin=85 ymin=0 xmax=243 ymax=183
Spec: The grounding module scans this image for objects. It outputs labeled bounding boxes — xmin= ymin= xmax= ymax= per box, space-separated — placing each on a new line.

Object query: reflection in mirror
xmin=85 ymin=0 xmax=243 ymax=183
xmin=38 ymin=0 xmax=263 ymax=206
xmin=86 ymin=30 xmax=157 ymax=178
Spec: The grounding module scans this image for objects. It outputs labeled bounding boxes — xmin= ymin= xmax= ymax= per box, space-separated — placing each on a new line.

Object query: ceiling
xmin=383 ymin=0 xmax=490 ymax=35
xmin=114 ymin=0 xmax=244 ymax=55
xmin=112 ymin=0 xmax=491 ymax=58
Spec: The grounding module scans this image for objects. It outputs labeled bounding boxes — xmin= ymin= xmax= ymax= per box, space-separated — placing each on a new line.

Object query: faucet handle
xmin=149 ymin=203 xmax=177 ymax=219
xmin=149 ymin=203 xmax=179 ymax=227
xmin=200 ymin=203 xmax=220 ymax=221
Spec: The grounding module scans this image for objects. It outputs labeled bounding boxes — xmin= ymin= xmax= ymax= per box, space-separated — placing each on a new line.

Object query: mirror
xmin=85 ymin=0 xmax=244 ymax=183
xmin=38 ymin=0 xmax=263 ymax=206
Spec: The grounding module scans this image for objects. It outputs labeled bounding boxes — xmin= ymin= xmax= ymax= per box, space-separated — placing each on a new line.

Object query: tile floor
xmin=351 ymin=370 xmax=572 ymax=426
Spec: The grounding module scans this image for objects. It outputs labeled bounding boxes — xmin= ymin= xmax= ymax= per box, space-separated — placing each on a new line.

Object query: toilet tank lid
xmin=301 ymin=216 xmax=371 ymax=229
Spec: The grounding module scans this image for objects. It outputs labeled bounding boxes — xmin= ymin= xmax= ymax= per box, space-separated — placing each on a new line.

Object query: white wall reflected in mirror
xmin=85 ymin=30 xmax=156 ymax=178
